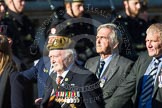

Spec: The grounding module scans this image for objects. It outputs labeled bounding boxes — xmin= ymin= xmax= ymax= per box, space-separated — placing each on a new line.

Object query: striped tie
xmin=56 ymin=76 xmax=63 ymax=85
xmin=141 ymin=59 xmax=160 ymax=106
xmin=97 ymin=60 xmax=105 ymax=78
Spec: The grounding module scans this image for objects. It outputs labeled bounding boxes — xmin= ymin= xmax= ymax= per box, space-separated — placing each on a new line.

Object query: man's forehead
xmin=49 ymin=50 xmax=60 ymax=54
xmin=97 ymin=28 xmax=112 ymax=34
xmin=127 ymin=0 xmax=141 ymax=3
xmin=72 ymin=2 xmax=83 ymax=5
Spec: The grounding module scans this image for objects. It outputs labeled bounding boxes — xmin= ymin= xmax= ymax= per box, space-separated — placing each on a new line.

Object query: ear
xmin=65 ymin=3 xmax=71 ymax=9
xmin=123 ymin=1 xmax=128 ymax=9
xmin=68 ymin=54 xmax=72 ymax=61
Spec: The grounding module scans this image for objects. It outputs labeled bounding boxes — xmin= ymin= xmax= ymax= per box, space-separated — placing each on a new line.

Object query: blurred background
xmin=24 ymin=0 xmax=162 ymax=29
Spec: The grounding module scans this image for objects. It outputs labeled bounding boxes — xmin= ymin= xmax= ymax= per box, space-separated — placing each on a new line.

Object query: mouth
xmin=51 ymin=63 xmax=54 ymax=68
xmin=96 ymin=45 xmax=101 ymax=47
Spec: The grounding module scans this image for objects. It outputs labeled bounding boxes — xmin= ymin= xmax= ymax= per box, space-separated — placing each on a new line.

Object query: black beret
xmin=47 ymin=23 xmax=75 ymax=50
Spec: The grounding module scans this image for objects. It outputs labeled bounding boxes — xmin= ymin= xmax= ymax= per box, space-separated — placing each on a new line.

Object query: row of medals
xmin=55 ymin=91 xmax=80 ymax=103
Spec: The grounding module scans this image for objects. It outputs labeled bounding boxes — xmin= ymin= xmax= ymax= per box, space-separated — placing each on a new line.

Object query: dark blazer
xmin=107 ymin=52 xmax=162 ymax=108
xmin=84 ymin=54 xmax=134 ymax=107
xmin=41 ymin=64 xmax=104 ymax=108
xmin=10 ymin=56 xmax=50 ymax=108
xmin=0 ymin=62 xmax=15 ymax=108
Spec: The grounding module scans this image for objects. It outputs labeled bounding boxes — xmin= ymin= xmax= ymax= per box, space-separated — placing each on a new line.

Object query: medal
xmin=100 ymin=77 xmax=106 ymax=88
xmin=76 ymin=91 xmax=80 ymax=97
xmin=65 ymin=78 xmax=69 ymax=82
xmin=73 ymin=97 xmax=76 ymax=103
xmin=58 ymin=97 xmax=61 ymax=103
xmin=70 ymin=98 xmax=74 ymax=103
xmin=76 ymin=97 xmax=80 ymax=103
xmin=66 ymin=98 xmax=70 ymax=103
xmin=158 ymin=75 xmax=162 ymax=88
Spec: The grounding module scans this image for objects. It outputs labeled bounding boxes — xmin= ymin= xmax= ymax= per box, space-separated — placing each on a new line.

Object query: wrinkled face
xmin=12 ymin=0 xmax=25 ymax=13
xmin=146 ymin=31 xmax=162 ymax=58
xmin=71 ymin=2 xmax=84 ymax=17
xmin=96 ymin=28 xmax=112 ymax=54
xmin=49 ymin=50 xmax=66 ymax=73
xmin=125 ymin=0 xmax=141 ymax=17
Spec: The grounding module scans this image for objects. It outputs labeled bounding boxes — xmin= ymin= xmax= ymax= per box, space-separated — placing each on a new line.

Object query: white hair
xmin=97 ymin=23 xmax=122 ymax=51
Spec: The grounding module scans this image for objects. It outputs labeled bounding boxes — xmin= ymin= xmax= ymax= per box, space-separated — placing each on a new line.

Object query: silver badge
xmin=100 ymin=77 xmax=106 ymax=88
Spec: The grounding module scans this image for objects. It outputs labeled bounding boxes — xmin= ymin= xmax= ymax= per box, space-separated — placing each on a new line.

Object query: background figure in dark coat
xmin=3 ymin=0 xmax=39 ymax=69
xmin=85 ymin=23 xmax=134 ymax=108
xmin=0 ymin=35 xmax=17 ymax=108
xmin=10 ymin=56 xmax=50 ymax=108
xmin=114 ymin=0 xmax=150 ymax=57
xmin=64 ymin=0 xmax=97 ymax=66
xmin=107 ymin=23 xmax=162 ymax=108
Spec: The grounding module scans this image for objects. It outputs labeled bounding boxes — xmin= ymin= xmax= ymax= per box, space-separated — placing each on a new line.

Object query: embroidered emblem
xmin=43 ymin=68 xmax=48 ymax=73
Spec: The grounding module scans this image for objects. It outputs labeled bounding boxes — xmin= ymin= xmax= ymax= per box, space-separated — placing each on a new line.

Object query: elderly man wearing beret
xmin=40 ymin=26 xmax=104 ymax=108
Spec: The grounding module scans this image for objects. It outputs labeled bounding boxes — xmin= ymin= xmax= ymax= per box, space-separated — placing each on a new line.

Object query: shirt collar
xmin=57 ymin=63 xmax=74 ymax=79
xmin=100 ymin=54 xmax=114 ymax=62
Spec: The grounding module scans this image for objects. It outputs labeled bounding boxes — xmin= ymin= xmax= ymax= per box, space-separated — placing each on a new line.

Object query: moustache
xmin=96 ymin=45 xmax=102 ymax=47
xmin=50 ymin=63 xmax=57 ymax=72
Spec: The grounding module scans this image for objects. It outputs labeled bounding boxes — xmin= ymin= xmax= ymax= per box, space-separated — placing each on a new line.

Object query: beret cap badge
xmin=47 ymin=36 xmax=73 ymax=50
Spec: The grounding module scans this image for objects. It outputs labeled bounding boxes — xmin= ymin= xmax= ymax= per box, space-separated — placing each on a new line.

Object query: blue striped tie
xmin=141 ymin=59 xmax=160 ymax=106
xmin=97 ymin=61 xmax=105 ymax=78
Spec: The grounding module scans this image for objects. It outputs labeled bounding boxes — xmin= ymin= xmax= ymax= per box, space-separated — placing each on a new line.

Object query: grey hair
xmin=146 ymin=23 xmax=162 ymax=42
xmin=97 ymin=23 xmax=122 ymax=50
xmin=63 ymin=48 xmax=77 ymax=63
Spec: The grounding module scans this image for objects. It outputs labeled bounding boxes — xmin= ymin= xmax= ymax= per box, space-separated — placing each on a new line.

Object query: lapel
xmin=60 ymin=64 xmax=79 ymax=90
xmin=43 ymin=56 xmax=51 ymax=74
xmin=61 ymin=71 xmax=74 ymax=89
xmin=50 ymin=72 xmax=57 ymax=91
xmin=135 ymin=56 xmax=152 ymax=99
xmin=89 ymin=56 xmax=100 ymax=74
xmin=101 ymin=55 xmax=119 ymax=82
xmin=41 ymin=77 xmax=53 ymax=107
xmin=153 ymin=62 xmax=162 ymax=97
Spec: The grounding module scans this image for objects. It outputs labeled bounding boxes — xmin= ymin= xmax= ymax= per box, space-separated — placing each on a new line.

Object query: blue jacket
xmin=21 ymin=56 xmax=50 ymax=97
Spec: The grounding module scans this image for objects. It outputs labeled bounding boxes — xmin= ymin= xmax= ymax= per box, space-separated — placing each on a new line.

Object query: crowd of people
xmin=0 ymin=0 xmax=162 ymax=108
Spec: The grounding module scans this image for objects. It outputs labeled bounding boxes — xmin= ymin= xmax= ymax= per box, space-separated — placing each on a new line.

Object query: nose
xmin=146 ymin=41 xmax=152 ymax=48
xmin=96 ymin=38 xmax=101 ymax=44
xmin=50 ymin=57 xmax=55 ymax=64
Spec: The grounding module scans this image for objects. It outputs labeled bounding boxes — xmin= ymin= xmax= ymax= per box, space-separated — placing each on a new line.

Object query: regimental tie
xmin=56 ymin=76 xmax=63 ymax=85
xmin=141 ymin=59 xmax=161 ymax=107
xmin=97 ymin=60 xmax=105 ymax=79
